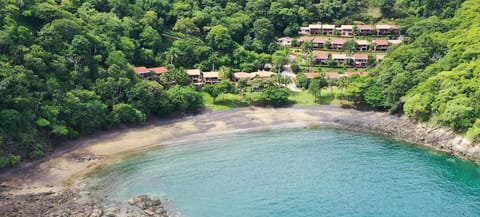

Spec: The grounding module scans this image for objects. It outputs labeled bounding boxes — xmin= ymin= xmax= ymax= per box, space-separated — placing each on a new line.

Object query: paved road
xmin=282 ymin=55 xmax=300 ymax=91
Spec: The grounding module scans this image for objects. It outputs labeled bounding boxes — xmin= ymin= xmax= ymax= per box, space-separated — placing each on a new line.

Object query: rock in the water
xmin=128 ymin=195 xmax=170 ymax=217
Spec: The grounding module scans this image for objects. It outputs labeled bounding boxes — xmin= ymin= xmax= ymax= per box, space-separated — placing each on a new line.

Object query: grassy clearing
xmin=288 ymin=91 xmax=317 ymax=106
xmin=298 ymin=87 xmax=350 ymax=106
xmin=203 ymin=87 xmax=353 ymax=111
xmin=202 ymin=92 xmax=265 ymax=110
xmin=203 ymin=92 xmax=249 ymax=110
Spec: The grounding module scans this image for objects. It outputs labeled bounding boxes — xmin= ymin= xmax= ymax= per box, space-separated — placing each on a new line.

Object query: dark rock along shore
xmin=0 ymin=191 xmax=171 ymax=217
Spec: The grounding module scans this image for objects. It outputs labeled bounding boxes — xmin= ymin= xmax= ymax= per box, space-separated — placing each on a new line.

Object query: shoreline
xmin=1 ymin=105 xmax=479 ymax=216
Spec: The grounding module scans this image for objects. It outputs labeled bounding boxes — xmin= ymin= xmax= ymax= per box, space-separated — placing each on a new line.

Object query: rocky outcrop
xmin=335 ymin=115 xmax=480 ymax=163
xmin=0 ymin=191 xmax=172 ymax=217
xmin=128 ymin=195 xmax=170 ymax=217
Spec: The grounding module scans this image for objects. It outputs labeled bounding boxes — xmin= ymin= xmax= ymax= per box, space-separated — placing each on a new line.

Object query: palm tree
xmin=165 ymin=47 xmax=180 ymax=65
xmin=337 ymin=76 xmax=349 ymax=104
xmin=208 ymin=52 xmax=220 ymax=72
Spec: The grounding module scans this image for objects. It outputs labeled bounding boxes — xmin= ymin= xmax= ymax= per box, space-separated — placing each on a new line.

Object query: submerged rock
xmin=128 ymin=195 xmax=170 ymax=217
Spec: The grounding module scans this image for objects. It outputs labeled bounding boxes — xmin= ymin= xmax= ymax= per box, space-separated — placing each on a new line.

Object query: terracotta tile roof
xmin=374 ymin=40 xmax=389 ymax=46
xmin=133 ymin=66 xmax=150 ymax=74
xmin=360 ymin=25 xmax=373 ymax=30
xmin=391 ymin=24 xmax=400 ymax=29
xmin=278 ymin=37 xmax=293 ymax=41
xmin=186 ymin=69 xmax=201 ymax=76
xmin=325 ymin=72 xmax=340 ymax=79
xmin=322 ymin=24 xmax=336 ymax=29
xmin=251 ymin=71 xmax=276 ymax=78
xmin=203 ymin=72 xmax=219 ymax=78
xmin=376 ymin=24 xmax=391 ymax=29
xmin=233 ymin=72 xmax=252 ymax=79
xmin=149 ymin=67 xmax=169 ymax=74
xmin=387 ymin=40 xmax=403 ymax=45
xmin=304 ymin=73 xmax=319 ymax=79
xmin=356 ymin=40 xmax=370 ymax=46
xmin=332 ymin=53 xmax=348 ymax=59
xmin=354 ymin=53 xmax=369 ymax=59
xmin=315 ymin=53 xmax=329 ymax=59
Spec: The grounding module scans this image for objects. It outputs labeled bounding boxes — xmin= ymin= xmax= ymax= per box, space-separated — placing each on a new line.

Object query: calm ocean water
xmin=90 ymin=129 xmax=480 ymax=217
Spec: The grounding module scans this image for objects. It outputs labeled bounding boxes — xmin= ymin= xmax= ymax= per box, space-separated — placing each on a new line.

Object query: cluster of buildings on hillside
xmin=314 ymin=53 xmax=385 ymax=68
xmin=277 ymin=37 xmax=402 ymax=52
xmin=133 ymin=66 xmax=279 ymax=86
xmin=298 ymin=24 xmax=400 ymax=36
xmin=133 ymin=65 xmax=369 ymax=89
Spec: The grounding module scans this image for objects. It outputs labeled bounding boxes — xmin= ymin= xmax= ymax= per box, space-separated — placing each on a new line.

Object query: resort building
xmin=376 ymin=24 xmax=400 ymax=35
xmin=202 ymin=72 xmax=221 ymax=85
xmin=277 ymin=37 xmax=294 ymax=46
xmin=133 ymin=66 xmax=151 ymax=79
xmin=299 ymin=27 xmax=310 ymax=35
xmin=341 ymin=25 xmax=354 ymax=36
xmin=133 ymin=66 xmax=169 ymax=79
xmin=233 ymin=72 xmax=252 ymax=83
xmin=232 ymin=71 xmax=276 ymax=83
xmin=360 ymin=25 xmax=374 ymax=35
xmin=315 ymin=53 xmax=329 ymax=65
xmin=296 ymin=23 xmax=399 ymax=36
xmin=374 ymin=40 xmax=389 ymax=51
xmin=331 ymin=38 xmax=346 ymax=50
xmin=375 ymin=24 xmax=391 ymax=35
xmin=304 ymin=72 xmax=320 ymax=80
xmin=251 ymin=71 xmax=276 ymax=79
xmin=309 ymin=24 xmax=323 ymax=34
xmin=322 ymin=24 xmax=336 ymax=35
xmin=149 ymin=67 xmax=169 ymax=76
xmin=312 ymin=38 xmax=327 ymax=48
xmin=353 ymin=53 xmax=369 ymax=68
xmin=332 ymin=53 xmax=349 ymax=66
xmin=356 ymin=40 xmax=370 ymax=51
xmin=186 ymin=69 xmax=203 ymax=86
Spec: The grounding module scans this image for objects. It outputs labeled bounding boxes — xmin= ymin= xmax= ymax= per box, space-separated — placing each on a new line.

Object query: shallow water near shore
xmin=89 ymin=129 xmax=480 ymax=217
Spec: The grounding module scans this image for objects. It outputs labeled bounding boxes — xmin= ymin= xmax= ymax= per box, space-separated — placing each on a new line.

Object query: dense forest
xmin=0 ymin=0 xmax=470 ymax=168
xmin=345 ymin=0 xmax=479 ymax=141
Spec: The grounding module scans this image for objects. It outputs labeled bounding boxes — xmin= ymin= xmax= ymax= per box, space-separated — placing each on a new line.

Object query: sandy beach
xmin=1 ymin=106 xmax=479 ymax=216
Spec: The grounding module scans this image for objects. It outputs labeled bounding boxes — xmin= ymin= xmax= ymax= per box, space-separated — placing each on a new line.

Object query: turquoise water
xmin=91 ymin=129 xmax=480 ymax=217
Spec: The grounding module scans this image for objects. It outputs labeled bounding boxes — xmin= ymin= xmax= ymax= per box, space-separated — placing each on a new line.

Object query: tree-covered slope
xmin=349 ymin=0 xmax=480 ymax=140
xmin=0 ymin=0 xmax=377 ymax=169
xmin=0 ymin=0 xmax=469 ymax=169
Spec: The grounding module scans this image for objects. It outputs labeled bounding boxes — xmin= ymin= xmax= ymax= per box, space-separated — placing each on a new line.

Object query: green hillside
xmin=0 ymin=0 xmax=471 ymax=168
xmin=346 ymin=0 xmax=479 ymax=140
